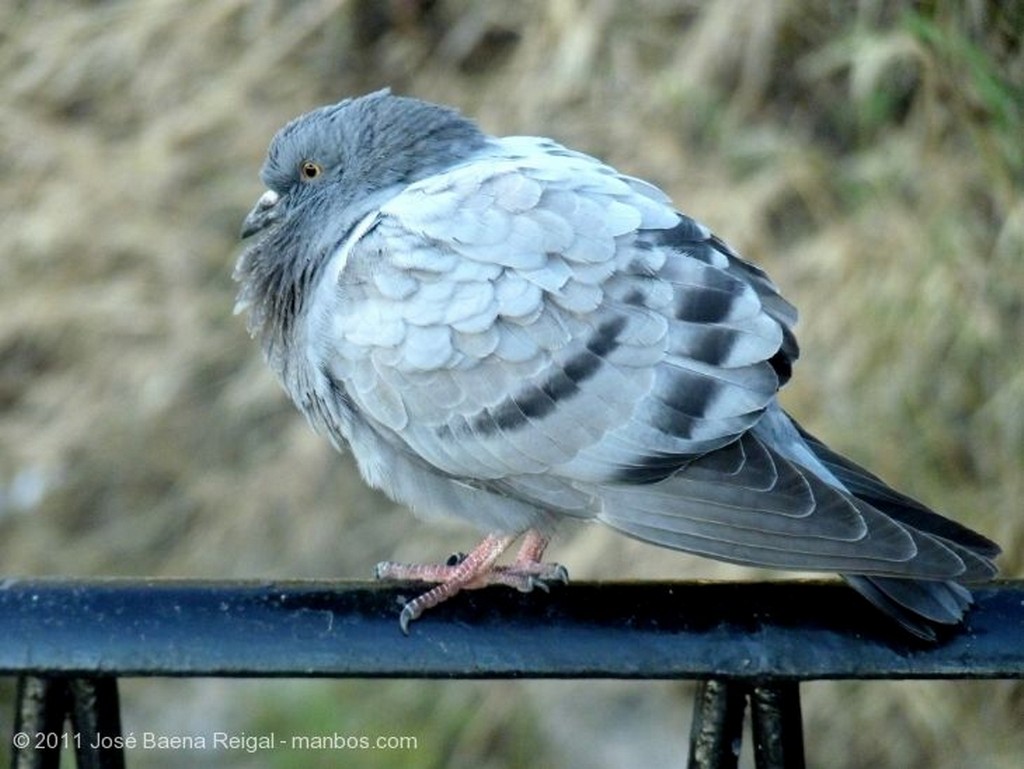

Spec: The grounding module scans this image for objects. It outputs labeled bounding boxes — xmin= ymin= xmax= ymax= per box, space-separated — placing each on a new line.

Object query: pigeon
xmin=235 ymin=89 xmax=999 ymax=638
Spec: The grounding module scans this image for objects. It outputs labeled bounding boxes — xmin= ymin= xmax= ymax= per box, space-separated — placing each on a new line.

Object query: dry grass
xmin=0 ymin=1 xmax=1021 ymax=767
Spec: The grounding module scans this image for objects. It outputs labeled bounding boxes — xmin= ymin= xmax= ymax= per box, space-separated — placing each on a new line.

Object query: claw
xmin=399 ymin=603 xmax=418 ymax=635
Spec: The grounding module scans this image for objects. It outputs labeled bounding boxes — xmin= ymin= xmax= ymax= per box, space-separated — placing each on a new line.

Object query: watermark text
xmin=12 ymin=730 xmax=418 ymax=754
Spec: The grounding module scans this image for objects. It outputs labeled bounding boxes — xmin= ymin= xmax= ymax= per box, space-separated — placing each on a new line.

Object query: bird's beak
xmin=240 ymin=189 xmax=282 ymax=238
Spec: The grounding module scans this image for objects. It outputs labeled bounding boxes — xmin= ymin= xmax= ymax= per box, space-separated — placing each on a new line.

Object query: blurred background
xmin=1 ymin=0 xmax=1021 ymax=767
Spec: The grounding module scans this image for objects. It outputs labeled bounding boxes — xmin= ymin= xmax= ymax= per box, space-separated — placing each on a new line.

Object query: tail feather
xmin=795 ymin=419 xmax=998 ymax=638
xmin=843 ymin=575 xmax=974 ymax=640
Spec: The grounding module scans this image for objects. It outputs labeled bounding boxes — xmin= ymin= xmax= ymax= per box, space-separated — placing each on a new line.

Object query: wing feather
xmin=596 ymin=432 xmax=977 ymax=578
xmin=315 ymin=139 xmax=795 ymax=488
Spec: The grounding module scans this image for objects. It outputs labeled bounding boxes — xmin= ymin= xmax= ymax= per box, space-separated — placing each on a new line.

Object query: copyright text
xmin=12 ymin=731 xmax=418 ymax=753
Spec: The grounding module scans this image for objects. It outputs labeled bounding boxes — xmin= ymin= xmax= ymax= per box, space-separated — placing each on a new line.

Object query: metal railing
xmin=3 ymin=578 xmax=1023 ymax=768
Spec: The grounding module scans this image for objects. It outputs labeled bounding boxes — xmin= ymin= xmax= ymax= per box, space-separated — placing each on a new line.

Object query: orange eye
xmin=300 ymin=161 xmax=322 ymax=180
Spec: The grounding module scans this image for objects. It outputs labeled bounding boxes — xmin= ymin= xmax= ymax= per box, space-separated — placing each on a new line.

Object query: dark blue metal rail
xmin=3 ymin=579 xmax=1023 ymax=768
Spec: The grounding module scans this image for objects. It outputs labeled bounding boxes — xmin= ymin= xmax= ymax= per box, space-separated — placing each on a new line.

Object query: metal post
xmin=749 ymin=682 xmax=805 ymax=769
xmin=10 ymin=676 xmax=126 ymax=769
xmin=11 ymin=676 xmax=68 ymax=769
xmin=68 ymin=678 xmax=126 ymax=769
xmin=687 ymin=679 xmax=748 ymax=769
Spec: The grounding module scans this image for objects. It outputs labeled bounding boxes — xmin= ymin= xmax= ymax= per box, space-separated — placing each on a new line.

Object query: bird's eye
xmin=299 ymin=161 xmax=322 ymax=181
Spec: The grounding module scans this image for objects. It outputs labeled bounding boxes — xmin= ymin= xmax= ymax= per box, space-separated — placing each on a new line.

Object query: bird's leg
xmin=374 ymin=528 xmax=568 ymax=632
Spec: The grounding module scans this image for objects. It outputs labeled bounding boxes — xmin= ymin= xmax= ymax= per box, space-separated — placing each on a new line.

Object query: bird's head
xmin=240 ymin=89 xmax=486 ymax=241
xmin=234 ymin=90 xmax=486 ymax=369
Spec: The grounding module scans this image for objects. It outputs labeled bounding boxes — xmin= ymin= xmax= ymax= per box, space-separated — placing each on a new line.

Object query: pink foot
xmin=375 ymin=529 xmax=568 ymax=632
